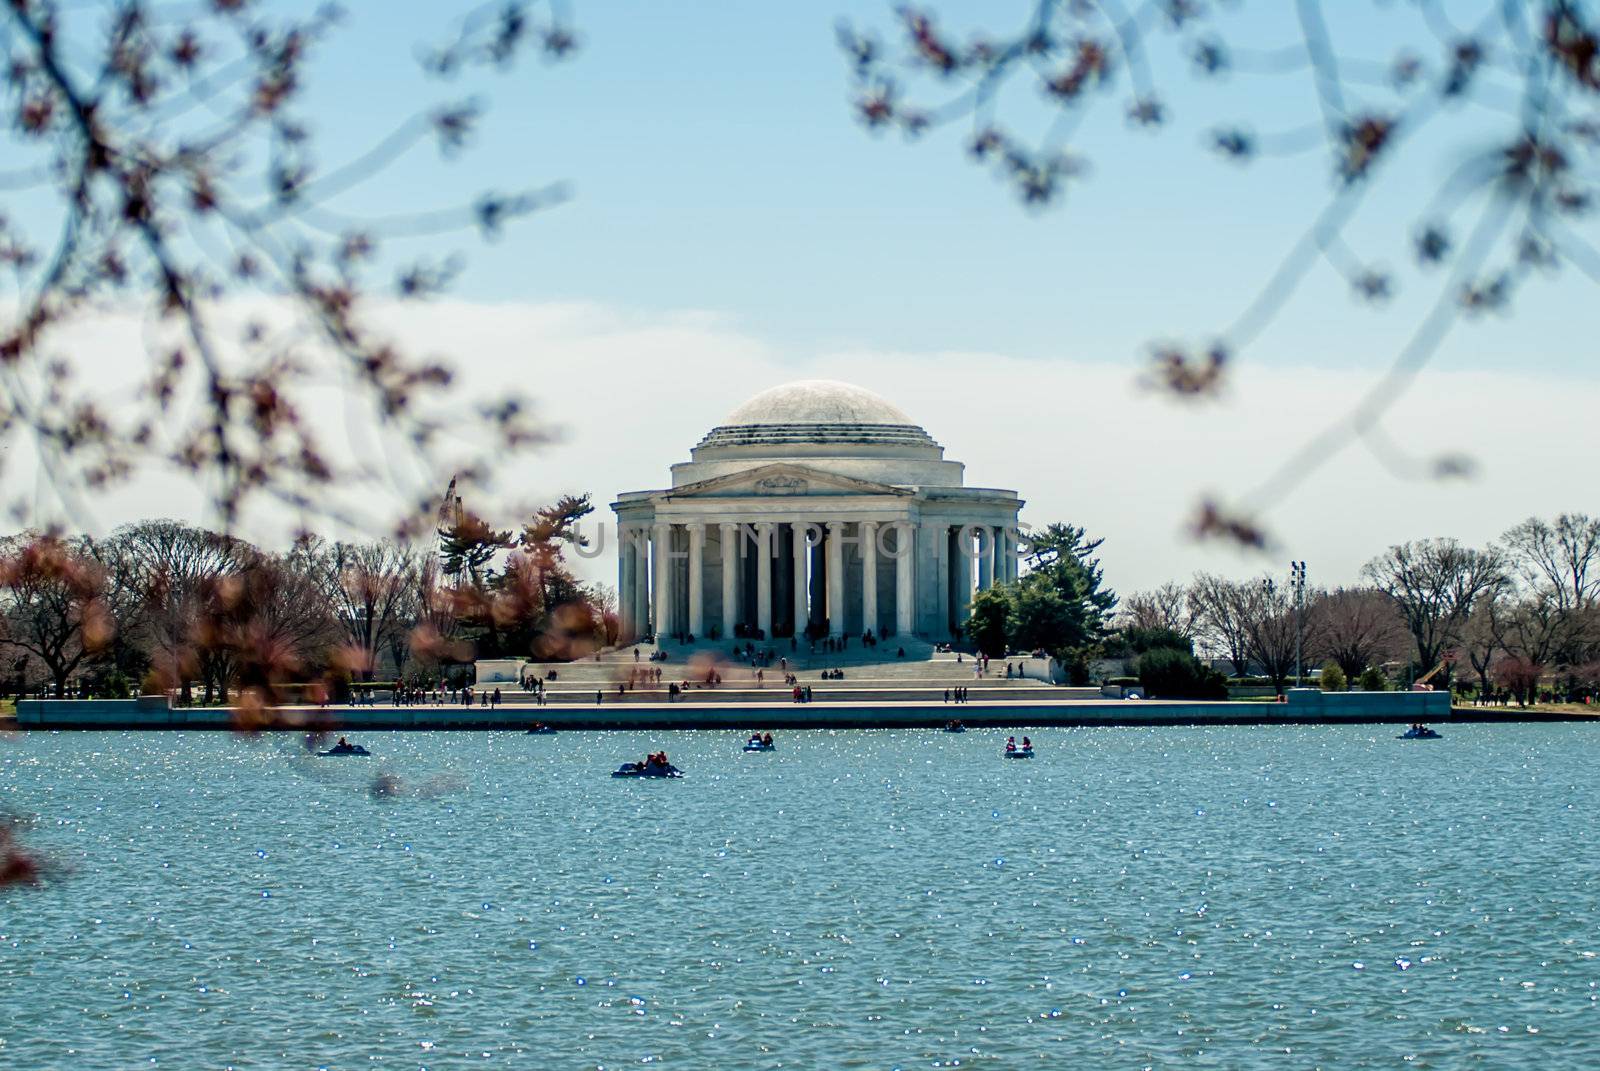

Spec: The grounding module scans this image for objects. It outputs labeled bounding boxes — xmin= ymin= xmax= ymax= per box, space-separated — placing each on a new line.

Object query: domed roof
xmin=695 ymin=379 xmax=939 ymax=453
xmin=725 ymin=380 xmax=916 ymax=427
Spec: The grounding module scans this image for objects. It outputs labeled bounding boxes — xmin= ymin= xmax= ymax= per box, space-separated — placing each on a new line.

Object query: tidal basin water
xmin=2 ymin=725 xmax=1598 ymax=1069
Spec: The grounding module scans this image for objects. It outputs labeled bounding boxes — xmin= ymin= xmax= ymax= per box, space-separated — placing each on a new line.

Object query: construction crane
xmin=434 ymin=475 xmax=464 ymax=588
xmin=1412 ymin=650 xmax=1457 ymax=690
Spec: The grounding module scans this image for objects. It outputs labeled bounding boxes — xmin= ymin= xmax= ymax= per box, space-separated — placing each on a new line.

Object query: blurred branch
xmin=0 ymin=0 xmax=579 ymax=536
xmin=841 ymin=0 xmax=1600 ymax=546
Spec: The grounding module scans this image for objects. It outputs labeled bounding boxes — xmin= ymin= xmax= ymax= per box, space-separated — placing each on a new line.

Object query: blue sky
xmin=279 ymin=0 xmax=1596 ymax=374
xmin=14 ymin=1 xmax=1599 ymax=593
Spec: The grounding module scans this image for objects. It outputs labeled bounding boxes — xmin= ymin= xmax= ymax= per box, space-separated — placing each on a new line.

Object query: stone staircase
xmin=489 ymin=639 xmax=1092 ymax=705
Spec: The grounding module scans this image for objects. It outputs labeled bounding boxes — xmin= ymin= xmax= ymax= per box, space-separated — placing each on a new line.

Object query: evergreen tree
xmin=966 ymin=586 xmax=1011 ymax=658
xmin=438 ymin=513 xmax=513 ymax=588
xmin=964 ymin=522 xmax=1117 ymax=683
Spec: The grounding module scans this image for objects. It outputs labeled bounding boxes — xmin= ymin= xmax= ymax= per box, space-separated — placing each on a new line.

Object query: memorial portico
xmin=612 ymin=380 xmax=1023 ymax=643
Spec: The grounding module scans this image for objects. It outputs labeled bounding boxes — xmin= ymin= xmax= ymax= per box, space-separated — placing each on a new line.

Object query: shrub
xmin=1358 ymin=665 xmax=1389 ymax=692
xmin=1120 ymin=626 xmax=1193 ymax=657
xmin=1319 ymin=661 xmax=1347 ymax=692
xmin=1137 ymin=647 xmax=1229 ymax=700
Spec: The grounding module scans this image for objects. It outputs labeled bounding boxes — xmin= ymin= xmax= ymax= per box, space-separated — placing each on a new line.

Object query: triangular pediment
xmin=666 ymin=463 xmax=912 ymax=500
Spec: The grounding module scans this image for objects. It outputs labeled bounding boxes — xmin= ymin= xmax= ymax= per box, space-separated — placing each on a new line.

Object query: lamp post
xmin=1289 ymin=561 xmax=1307 ymax=687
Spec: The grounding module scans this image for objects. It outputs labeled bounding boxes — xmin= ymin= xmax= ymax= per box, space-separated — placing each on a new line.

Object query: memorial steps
xmin=498 ymin=641 xmax=1097 ymax=705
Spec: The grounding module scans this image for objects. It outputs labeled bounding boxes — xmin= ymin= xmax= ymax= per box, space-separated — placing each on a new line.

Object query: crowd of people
xmin=319 ymin=639 xmax=1032 ymax=714
xmin=346 ymin=684 xmax=515 ymax=707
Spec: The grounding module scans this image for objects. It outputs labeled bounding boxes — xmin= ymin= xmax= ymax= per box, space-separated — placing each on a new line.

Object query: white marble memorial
xmin=611 ymin=380 xmax=1022 ymax=643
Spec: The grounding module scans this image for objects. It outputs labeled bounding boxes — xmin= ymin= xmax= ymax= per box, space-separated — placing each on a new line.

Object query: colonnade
xmin=616 ymin=518 xmax=1018 ymax=643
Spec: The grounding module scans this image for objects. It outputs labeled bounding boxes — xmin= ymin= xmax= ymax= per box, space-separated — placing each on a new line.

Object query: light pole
xmin=1289 ymin=561 xmax=1307 ymax=687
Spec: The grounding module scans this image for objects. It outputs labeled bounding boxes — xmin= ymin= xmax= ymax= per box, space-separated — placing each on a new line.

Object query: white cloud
xmin=7 ymin=299 xmax=1593 ymax=598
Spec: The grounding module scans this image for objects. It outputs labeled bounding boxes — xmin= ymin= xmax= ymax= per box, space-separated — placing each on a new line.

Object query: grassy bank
xmin=1453 ymin=702 xmax=1600 ymax=720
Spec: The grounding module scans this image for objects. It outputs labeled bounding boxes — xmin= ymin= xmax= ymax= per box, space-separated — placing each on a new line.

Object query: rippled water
xmin=2 ymin=725 xmax=1598 ymax=1068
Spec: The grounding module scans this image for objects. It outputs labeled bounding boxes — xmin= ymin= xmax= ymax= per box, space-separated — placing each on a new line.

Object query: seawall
xmin=15 ymin=689 xmax=1454 ymax=730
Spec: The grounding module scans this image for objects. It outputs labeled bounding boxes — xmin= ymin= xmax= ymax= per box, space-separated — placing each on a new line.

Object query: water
xmin=2 ymin=725 xmax=1598 ymax=1068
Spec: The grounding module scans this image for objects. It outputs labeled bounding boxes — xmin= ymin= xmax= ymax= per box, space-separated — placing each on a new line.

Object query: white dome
xmin=724 ymin=380 xmax=916 ymax=427
xmin=694 ymin=379 xmax=938 ymax=454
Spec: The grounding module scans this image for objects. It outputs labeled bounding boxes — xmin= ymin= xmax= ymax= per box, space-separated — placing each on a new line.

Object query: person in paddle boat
xmin=747 ymin=733 xmax=762 ymax=747
xmin=336 ymin=737 xmax=350 ymax=749
xmin=1005 ymin=736 xmax=1017 ymax=754
xmin=1021 ymin=736 xmax=1032 ymax=752
xmin=762 ymin=732 xmax=773 ymax=747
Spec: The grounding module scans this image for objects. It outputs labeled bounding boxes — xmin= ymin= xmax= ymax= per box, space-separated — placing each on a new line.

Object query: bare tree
xmin=1494 ymin=654 xmax=1543 ymax=707
xmin=1307 ymin=586 xmax=1411 ymax=680
xmin=99 ymin=519 xmax=249 ymax=703
xmin=1239 ymin=579 xmax=1298 ymax=696
xmin=0 ymin=534 xmax=112 ymax=696
xmin=251 ymin=542 xmax=340 ymax=685
xmin=407 ymin=553 xmax=467 ymax=679
xmin=385 ymin=563 xmax=427 ymax=685
xmin=1459 ymin=598 xmax=1501 ymax=700
xmin=190 ymin=543 xmax=337 ymax=708
xmin=1362 ymin=538 xmax=1507 ymax=675
xmin=308 ymin=539 xmax=419 ymax=681
xmin=1118 ymin=581 xmax=1190 ymax=635
xmin=1501 ymin=513 xmax=1600 ymax=667
xmin=1488 ymin=591 xmax=1566 ymax=691
xmin=1502 ymin=513 xmax=1600 ymax=612
xmin=1188 ymin=572 xmax=1251 ymax=676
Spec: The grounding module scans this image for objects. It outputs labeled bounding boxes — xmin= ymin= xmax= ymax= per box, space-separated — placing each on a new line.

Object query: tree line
xmin=0 ymin=496 xmax=613 ymax=704
xmin=957 ymin=512 xmax=1599 ymax=705
xmin=1112 ymin=514 xmax=1600 ymax=704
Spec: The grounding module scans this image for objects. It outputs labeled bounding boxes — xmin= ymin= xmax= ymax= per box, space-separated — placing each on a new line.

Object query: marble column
xmin=925 ymin=520 xmax=948 ymax=637
xmin=720 ymin=521 xmax=738 ymax=639
xmin=895 ymin=522 xmax=914 ymax=635
xmin=687 ymin=521 xmax=705 ymax=638
xmin=809 ymin=540 xmax=826 ymax=626
xmin=756 ymin=522 xmax=774 ymax=639
xmin=953 ymin=525 xmax=973 ymax=628
xmin=791 ymin=521 xmax=808 ymax=637
xmin=618 ymin=528 xmax=636 ymax=640
xmin=651 ymin=521 xmax=671 ymax=638
xmin=862 ymin=521 xmax=879 ymax=637
xmin=977 ymin=523 xmax=995 ymax=591
xmin=632 ymin=530 xmax=650 ymax=639
xmin=826 ymin=521 xmax=845 ymax=637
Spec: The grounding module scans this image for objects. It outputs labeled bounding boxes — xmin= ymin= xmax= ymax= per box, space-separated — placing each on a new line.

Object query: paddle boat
xmin=1398 ymin=725 xmax=1442 ymax=740
xmin=612 ymin=761 xmax=684 ymax=779
xmin=319 ymin=738 xmax=370 ymax=757
xmin=943 ymin=721 xmax=966 ymax=733
xmin=743 ymin=734 xmax=776 ymax=752
xmin=1004 ymin=735 xmax=1034 ymax=758
xmin=525 ymin=723 xmax=557 ymax=735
